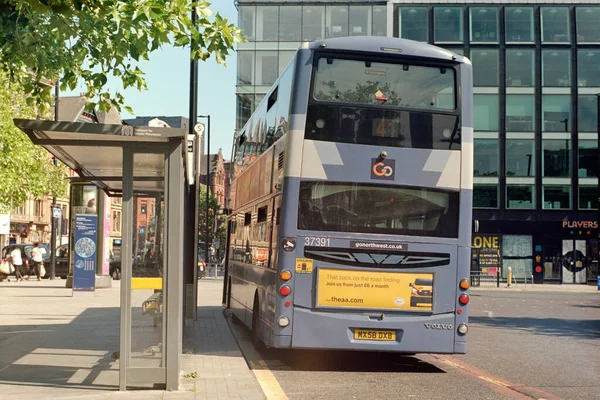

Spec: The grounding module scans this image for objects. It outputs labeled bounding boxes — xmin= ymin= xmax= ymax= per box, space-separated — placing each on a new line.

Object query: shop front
xmin=473 ymin=220 xmax=598 ymax=285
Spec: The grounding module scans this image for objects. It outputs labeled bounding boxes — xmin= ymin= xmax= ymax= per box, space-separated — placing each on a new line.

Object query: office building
xmin=235 ymin=1 xmax=599 ymax=284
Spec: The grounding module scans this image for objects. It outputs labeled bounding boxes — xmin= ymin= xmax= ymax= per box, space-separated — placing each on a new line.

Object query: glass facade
xmin=543 ymin=140 xmax=571 ymax=177
xmin=399 ymin=7 xmax=428 ymax=42
xmin=507 ymin=185 xmax=534 ymax=209
xmin=505 ymin=7 xmax=533 ymax=42
xmin=506 ymin=140 xmax=534 ymax=177
xmin=474 ymin=140 xmax=499 ymax=177
xmin=474 ymin=185 xmax=498 ymax=208
xmin=237 ymin=4 xmax=599 ymax=217
xmin=471 ymin=49 xmax=498 ymax=87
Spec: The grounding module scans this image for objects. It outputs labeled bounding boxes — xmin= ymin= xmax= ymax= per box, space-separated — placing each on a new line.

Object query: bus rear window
xmin=298 ymin=182 xmax=459 ymax=238
xmin=313 ymin=57 xmax=456 ymax=110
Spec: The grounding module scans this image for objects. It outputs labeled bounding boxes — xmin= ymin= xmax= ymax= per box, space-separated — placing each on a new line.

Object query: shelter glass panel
xmin=129 ymin=152 xmax=165 ymax=370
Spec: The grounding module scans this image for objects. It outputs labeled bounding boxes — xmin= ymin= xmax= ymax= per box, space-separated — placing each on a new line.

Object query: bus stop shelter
xmin=14 ymin=119 xmax=189 ymax=391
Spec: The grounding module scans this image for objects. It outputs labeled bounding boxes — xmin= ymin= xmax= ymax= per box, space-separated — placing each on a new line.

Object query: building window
xmin=543 ymin=140 xmax=571 ymax=177
xmin=506 ymin=95 xmax=534 ymax=132
xmin=470 ymin=7 xmax=498 ymax=42
xmin=578 ymin=95 xmax=599 ymax=133
xmin=474 ymin=139 xmax=499 ymax=177
xmin=577 ymin=50 xmax=600 ymax=87
xmin=578 ymin=140 xmax=598 ymax=178
xmin=349 ymin=6 xmax=371 ymax=36
xmin=541 ymin=7 xmax=570 ymax=43
xmin=303 ymin=5 xmax=325 ymax=42
xmin=399 ymin=7 xmax=428 ymax=42
xmin=372 ymin=6 xmax=387 ymax=37
xmin=236 ymin=94 xmax=254 ymax=130
xmin=474 ymin=95 xmax=499 ymax=131
xmin=256 ymin=6 xmax=278 ymax=41
xmin=506 ymin=185 xmax=535 ymax=209
xmin=542 ymin=50 xmax=571 ymax=87
xmin=506 ymin=50 xmax=534 ymax=87
xmin=239 ymin=6 xmax=255 ymax=41
xmin=474 ymin=185 xmax=498 ymax=208
xmin=255 ymin=51 xmax=278 ymax=86
xmin=140 ymin=202 xmax=147 ymax=214
xmin=543 ymin=186 xmax=571 ymax=209
xmin=471 ymin=49 xmax=498 ymax=87
xmin=579 ymin=186 xmax=598 ymax=209
xmin=326 ymin=5 xmax=349 ymax=38
xmin=505 ymin=7 xmax=534 ymax=42
xmin=542 ymin=95 xmax=571 ymax=132
xmin=576 ymin=7 xmax=600 ymax=43
xmin=278 ymin=51 xmax=295 ymax=75
xmin=34 ymin=200 xmax=43 ymax=217
xmin=434 ymin=7 xmax=463 ymax=43
xmin=506 ymin=140 xmax=535 ymax=177
xmin=279 ymin=6 xmax=302 ymax=41
xmin=237 ymin=51 xmax=254 ymax=85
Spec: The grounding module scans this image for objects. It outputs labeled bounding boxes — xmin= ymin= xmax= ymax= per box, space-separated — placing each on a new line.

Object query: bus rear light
xmin=457 ymin=308 xmax=463 ymax=314
xmin=458 ymin=294 xmax=469 ymax=305
xmin=459 ymin=279 xmax=470 ymax=290
xmin=278 ymin=317 xmax=290 ymax=327
xmin=285 ymin=301 xmax=291 ymax=307
xmin=279 ymin=285 xmax=291 ymax=296
xmin=457 ymin=324 xmax=468 ymax=335
xmin=280 ymin=270 xmax=292 ymax=281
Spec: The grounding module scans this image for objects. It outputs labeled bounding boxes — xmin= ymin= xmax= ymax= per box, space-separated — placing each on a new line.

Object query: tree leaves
xmin=0 ymin=0 xmax=245 ymax=113
xmin=0 ymin=70 xmax=68 ymax=212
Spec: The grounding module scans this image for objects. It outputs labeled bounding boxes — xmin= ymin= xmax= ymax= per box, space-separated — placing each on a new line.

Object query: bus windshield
xmin=298 ymin=182 xmax=459 ymax=238
xmin=313 ymin=57 xmax=456 ymax=110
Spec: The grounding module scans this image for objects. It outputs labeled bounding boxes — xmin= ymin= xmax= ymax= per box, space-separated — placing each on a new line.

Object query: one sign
xmin=562 ymin=221 xmax=598 ymax=229
xmin=317 ymin=269 xmax=433 ymax=311
xmin=53 ymin=207 xmax=62 ymax=218
xmin=0 ymin=214 xmax=9 ymax=235
xmin=186 ymin=132 xmax=197 ymax=185
xmin=472 ymin=235 xmax=501 ymax=276
xmin=73 ymin=214 xmax=97 ymax=293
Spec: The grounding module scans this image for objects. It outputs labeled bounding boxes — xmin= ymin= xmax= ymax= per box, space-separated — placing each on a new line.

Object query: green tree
xmin=198 ymin=184 xmax=226 ymax=257
xmin=0 ymin=0 xmax=244 ymax=112
xmin=0 ymin=70 xmax=68 ymax=212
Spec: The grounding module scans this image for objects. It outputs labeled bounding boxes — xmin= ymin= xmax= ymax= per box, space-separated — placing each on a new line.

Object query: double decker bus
xmin=224 ymin=36 xmax=473 ymax=354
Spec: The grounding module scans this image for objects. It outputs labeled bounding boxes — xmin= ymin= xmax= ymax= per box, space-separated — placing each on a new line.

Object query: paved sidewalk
xmin=0 ymin=277 xmax=264 ymax=399
xmin=470 ymin=282 xmax=599 ymax=293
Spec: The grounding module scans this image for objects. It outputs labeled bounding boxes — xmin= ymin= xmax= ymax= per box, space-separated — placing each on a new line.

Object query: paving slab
xmin=0 ymin=277 xmax=264 ymax=399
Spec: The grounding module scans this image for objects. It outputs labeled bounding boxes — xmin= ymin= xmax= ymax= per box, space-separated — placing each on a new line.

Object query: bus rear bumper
xmin=290 ymin=307 xmax=460 ymax=353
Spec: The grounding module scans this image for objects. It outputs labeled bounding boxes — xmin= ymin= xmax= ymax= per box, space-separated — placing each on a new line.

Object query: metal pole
xmin=50 ymin=80 xmax=59 ymax=280
xmin=206 ymin=116 xmax=210 ymax=271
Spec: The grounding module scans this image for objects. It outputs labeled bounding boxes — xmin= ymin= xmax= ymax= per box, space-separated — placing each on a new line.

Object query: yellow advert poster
xmin=317 ymin=269 xmax=433 ymax=310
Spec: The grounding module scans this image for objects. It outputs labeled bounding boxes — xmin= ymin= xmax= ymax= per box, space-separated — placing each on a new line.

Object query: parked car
xmin=53 ymin=244 xmax=71 ymax=279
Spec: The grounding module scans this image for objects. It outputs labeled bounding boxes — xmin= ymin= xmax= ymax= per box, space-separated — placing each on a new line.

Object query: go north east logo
xmin=371 ymin=158 xmax=395 ymax=180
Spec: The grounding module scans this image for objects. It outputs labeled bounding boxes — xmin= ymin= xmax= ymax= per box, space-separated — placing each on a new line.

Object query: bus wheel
xmin=252 ymin=297 xmax=264 ymax=350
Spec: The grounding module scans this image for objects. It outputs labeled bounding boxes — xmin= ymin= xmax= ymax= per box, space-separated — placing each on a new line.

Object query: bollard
xmin=507 ymin=266 xmax=512 ymax=287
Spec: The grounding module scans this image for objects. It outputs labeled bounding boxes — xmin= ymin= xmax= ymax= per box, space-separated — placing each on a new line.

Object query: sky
xmin=62 ymin=0 xmax=239 ymax=158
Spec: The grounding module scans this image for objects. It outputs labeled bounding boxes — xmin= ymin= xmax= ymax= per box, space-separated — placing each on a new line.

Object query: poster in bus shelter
xmin=73 ymin=214 xmax=97 ymax=294
xmin=317 ymin=269 xmax=433 ymax=310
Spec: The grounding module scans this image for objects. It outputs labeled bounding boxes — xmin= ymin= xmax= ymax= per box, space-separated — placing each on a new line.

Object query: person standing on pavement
xmin=31 ymin=242 xmax=44 ymax=281
xmin=9 ymin=246 xmax=25 ymax=282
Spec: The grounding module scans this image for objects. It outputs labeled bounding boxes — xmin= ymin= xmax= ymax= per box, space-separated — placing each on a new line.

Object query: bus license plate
xmin=354 ymin=329 xmax=396 ymax=341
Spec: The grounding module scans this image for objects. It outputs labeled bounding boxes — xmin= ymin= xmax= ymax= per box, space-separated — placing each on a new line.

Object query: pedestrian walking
xmin=31 ymin=242 xmax=45 ymax=281
xmin=9 ymin=246 xmax=25 ymax=282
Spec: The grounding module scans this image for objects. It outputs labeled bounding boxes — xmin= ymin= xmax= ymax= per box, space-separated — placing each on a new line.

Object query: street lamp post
xmin=198 ymin=115 xmax=210 ymax=269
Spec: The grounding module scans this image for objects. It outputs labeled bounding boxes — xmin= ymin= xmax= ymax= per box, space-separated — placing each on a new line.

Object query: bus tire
xmin=252 ymin=296 xmax=264 ymax=350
